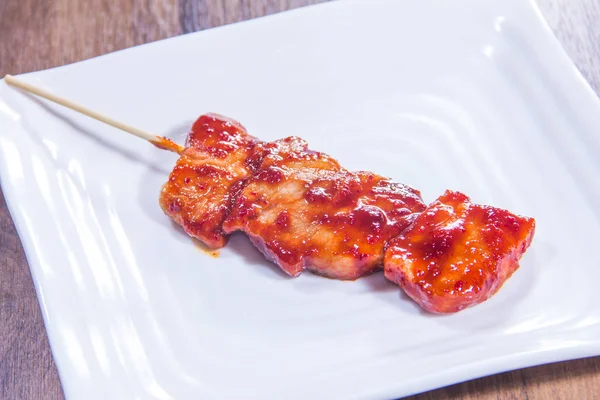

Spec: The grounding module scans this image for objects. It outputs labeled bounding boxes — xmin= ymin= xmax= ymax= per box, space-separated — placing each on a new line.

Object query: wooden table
xmin=1 ymin=1 xmax=599 ymax=398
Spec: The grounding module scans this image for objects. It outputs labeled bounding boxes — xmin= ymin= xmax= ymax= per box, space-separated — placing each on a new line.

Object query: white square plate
xmin=1 ymin=0 xmax=600 ymax=398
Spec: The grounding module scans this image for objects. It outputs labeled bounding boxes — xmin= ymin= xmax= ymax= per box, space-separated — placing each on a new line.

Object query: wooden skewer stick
xmin=3 ymin=74 xmax=185 ymax=155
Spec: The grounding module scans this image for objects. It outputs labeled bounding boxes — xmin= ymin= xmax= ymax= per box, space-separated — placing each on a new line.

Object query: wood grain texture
xmin=0 ymin=1 xmax=599 ymax=399
xmin=537 ymin=0 xmax=600 ymax=93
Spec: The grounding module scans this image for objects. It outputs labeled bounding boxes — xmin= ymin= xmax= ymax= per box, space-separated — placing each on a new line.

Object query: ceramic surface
xmin=1 ymin=0 xmax=599 ymax=398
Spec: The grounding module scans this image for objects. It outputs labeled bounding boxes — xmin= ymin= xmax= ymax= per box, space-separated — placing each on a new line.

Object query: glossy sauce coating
xmin=159 ymin=114 xmax=260 ymax=248
xmin=223 ymin=137 xmax=426 ymax=280
xmin=384 ymin=190 xmax=536 ymax=313
xmin=152 ymin=136 xmax=182 ymax=153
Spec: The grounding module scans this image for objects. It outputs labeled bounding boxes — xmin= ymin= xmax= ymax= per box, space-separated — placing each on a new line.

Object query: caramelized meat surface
xmin=384 ymin=190 xmax=535 ymax=313
xmin=159 ymin=113 xmax=537 ymax=312
xmin=223 ymin=137 xmax=426 ymax=280
xmin=159 ymin=114 xmax=260 ymax=248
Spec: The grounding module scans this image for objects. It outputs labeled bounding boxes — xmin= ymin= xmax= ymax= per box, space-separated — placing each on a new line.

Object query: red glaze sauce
xmin=158 ymin=114 xmax=261 ymax=248
xmin=223 ymin=137 xmax=426 ymax=280
xmin=276 ymin=211 xmax=290 ymax=229
xmin=158 ymin=113 xmax=537 ymax=313
xmin=255 ymin=167 xmax=284 ymax=184
xmin=384 ymin=190 xmax=536 ymax=313
xmin=152 ymin=136 xmax=183 ymax=153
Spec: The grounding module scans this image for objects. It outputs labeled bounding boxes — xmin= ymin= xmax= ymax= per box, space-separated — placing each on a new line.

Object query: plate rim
xmin=1 ymin=0 xmax=600 ymax=398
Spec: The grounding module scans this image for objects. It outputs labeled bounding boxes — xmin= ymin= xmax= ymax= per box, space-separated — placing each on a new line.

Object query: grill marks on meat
xmin=384 ymin=191 xmax=535 ymax=313
xmin=222 ymin=137 xmax=426 ymax=280
xmin=159 ymin=114 xmax=260 ymax=248
xmin=160 ymin=122 xmax=427 ymax=280
xmin=160 ymin=114 xmax=536 ymax=313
